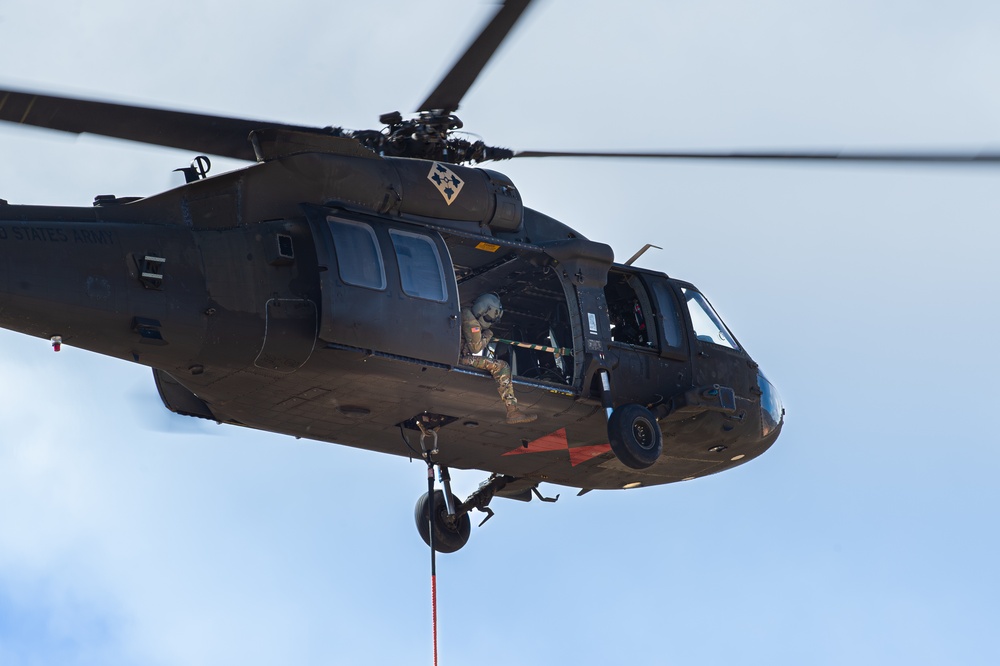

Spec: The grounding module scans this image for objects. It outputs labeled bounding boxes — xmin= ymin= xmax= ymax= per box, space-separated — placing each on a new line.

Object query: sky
xmin=1 ymin=1 xmax=999 ymax=664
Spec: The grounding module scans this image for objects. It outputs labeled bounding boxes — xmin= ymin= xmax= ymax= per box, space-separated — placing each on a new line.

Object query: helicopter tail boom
xmin=0 ymin=212 xmax=208 ymax=366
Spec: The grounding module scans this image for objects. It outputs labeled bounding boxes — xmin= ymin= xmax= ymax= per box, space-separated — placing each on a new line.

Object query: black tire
xmin=607 ymin=403 xmax=663 ymax=469
xmin=414 ymin=490 xmax=471 ymax=554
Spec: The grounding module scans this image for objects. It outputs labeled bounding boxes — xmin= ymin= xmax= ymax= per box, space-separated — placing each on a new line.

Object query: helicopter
xmin=0 ymin=0 xmax=994 ymax=555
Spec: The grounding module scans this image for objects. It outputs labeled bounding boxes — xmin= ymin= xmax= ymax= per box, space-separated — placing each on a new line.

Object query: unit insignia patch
xmin=427 ymin=162 xmax=464 ymax=205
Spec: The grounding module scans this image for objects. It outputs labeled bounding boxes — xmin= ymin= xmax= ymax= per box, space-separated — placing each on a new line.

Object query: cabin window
xmin=328 ymin=218 xmax=386 ymax=290
xmin=682 ymin=287 xmax=739 ymax=349
xmin=389 ymin=229 xmax=448 ymax=302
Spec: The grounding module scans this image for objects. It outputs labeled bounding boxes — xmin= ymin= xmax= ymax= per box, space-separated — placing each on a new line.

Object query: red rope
xmin=432 ymin=573 xmax=439 ymax=666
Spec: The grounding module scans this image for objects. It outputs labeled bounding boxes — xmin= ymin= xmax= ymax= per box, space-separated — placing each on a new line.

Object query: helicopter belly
xmin=166 ymin=345 xmax=778 ymax=491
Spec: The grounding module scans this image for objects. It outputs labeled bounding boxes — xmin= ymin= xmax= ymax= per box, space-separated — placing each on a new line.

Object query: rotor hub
xmin=329 ymin=111 xmax=512 ymax=165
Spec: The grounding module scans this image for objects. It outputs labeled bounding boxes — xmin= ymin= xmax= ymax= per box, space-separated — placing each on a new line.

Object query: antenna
xmin=623 ymin=243 xmax=662 ymax=266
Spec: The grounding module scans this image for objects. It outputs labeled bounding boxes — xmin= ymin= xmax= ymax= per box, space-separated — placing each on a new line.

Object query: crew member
xmin=610 ymin=300 xmax=644 ymax=345
xmin=460 ymin=293 xmax=536 ymax=424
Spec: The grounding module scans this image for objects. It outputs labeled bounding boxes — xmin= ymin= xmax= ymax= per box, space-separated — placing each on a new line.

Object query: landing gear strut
xmin=409 ymin=420 xmax=553 ymax=552
xmin=413 ymin=421 xmax=474 ymax=554
xmin=414 ymin=469 xmax=515 ymax=553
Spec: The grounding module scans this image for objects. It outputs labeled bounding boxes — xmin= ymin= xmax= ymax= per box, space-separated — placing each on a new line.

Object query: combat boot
xmin=506 ymin=404 xmax=537 ymax=424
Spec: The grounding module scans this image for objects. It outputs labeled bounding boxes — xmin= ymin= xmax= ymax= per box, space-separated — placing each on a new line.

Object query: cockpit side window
xmin=646 ymin=278 xmax=684 ymax=349
xmin=605 ymin=271 xmax=657 ymax=349
xmin=682 ymin=287 xmax=739 ymax=349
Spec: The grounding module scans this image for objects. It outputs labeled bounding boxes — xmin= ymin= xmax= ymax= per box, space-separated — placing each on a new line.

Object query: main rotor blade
xmin=512 ymin=149 xmax=1000 ymax=165
xmin=0 ymin=88 xmax=325 ymax=161
xmin=417 ymin=0 xmax=534 ymax=113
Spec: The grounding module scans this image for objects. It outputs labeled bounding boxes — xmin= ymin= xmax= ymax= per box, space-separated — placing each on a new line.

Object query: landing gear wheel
xmin=415 ymin=489 xmax=471 ymax=553
xmin=607 ymin=403 xmax=663 ymax=469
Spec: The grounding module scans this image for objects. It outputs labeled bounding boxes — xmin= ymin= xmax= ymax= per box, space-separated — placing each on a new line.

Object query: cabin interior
xmin=443 ymin=234 xmax=577 ymax=387
xmin=442 ymin=234 xmax=660 ymax=393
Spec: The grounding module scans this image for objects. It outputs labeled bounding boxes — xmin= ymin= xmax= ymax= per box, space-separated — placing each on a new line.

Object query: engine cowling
xmin=387 ymin=158 xmax=523 ymax=232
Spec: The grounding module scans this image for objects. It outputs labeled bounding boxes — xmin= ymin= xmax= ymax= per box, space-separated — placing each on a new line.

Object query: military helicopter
xmin=0 ymin=0 xmax=994 ymax=554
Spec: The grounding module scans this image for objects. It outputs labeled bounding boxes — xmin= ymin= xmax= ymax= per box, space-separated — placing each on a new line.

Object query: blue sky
xmin=1 ymin=1 xmax=999 ymax=664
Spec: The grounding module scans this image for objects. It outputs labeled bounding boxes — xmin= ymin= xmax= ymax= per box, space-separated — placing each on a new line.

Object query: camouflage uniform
xmin=459 ymin=306 xmax=517 ymax=407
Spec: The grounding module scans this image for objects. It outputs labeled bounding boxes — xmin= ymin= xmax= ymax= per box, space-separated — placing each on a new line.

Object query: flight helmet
xmin=472 ymin=292 xmax=503 ymax=325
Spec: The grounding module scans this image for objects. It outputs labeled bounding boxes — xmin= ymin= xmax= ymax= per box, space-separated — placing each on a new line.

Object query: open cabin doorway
xmin=443 ymin=233 xmax=580 ymax=392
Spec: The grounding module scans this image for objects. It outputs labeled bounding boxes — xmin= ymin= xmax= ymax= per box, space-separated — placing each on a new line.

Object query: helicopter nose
xmin=757 ymin=370 xmax=784 ymax=437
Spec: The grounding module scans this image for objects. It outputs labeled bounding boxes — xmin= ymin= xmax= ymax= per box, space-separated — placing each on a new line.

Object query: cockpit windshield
xmin=758 ymin=370 xmax=783 ymax=437
xmin=681 ymin=287 xmax=739 ymax=349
